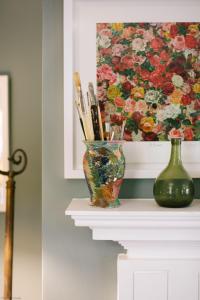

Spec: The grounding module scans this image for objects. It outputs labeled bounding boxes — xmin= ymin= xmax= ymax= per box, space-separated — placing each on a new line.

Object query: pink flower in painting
xmin=97 ymin=64 xmax=116 ymax=82
xmin=135 ymin=100 xmax=148 ymax=112
xmin=172 ymin=35 xmax=185 ymax=51
xmin=133 ymin=54 xmax=146 ymax=65
xmin=99 ymin=48 xmax=112 ymax=56
xmin=97 ymin=85 xmax=107 ymax=101
xmin=121 ymin=55 xmax=134 ymax=69
xmin=112 ymin=44 xmax=126 ymax=56
xmin=99 ymin=29 xmax=112 ymax=37
xmin=111 ymin=56 xmax=121 ymax=65
xmin=184 ymin=127 xmax=194 ymax=141
xmin=132 ymin=38 xmax=146 ymax=51
xmin=124 ymin=99 xmax=136 ymax=113
xmin=122 ymin=26 xmax=135 ymax=38
xmin=150 ymin=38 xmax=164 ymax=51
xmin=143 ymin=29 xmax=154 ymax=42
xmin=182 ymin=83 xmax=191 ymax=95
xmin=153 ymin=123 xmax=163 ymax=134
xmin=162 ymin=23 xmax=172 ymax=32
xmin=168 ymin=128 xmax=183 ymax=139
xmin=97 ymin=23 xmax=108 ymax=33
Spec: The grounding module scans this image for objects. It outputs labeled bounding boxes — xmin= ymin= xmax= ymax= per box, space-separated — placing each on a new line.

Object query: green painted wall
xmin=0 ymin=0 xmax=42 ymax=299
xmin=42 ymin=1 xmax=199 ymax=300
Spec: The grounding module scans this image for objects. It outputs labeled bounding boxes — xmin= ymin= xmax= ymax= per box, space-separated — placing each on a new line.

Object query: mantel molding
xmin=66 ymin=198 xmax=200 ymax=258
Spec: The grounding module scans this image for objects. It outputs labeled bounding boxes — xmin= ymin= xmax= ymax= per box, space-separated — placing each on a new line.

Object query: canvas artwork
xmin=97 ymin=22 xmax=200 ymax=141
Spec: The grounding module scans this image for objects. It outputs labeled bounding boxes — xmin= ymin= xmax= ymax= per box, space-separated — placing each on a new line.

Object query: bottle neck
xmin=169 ymin=138 xmax=182 ymax=166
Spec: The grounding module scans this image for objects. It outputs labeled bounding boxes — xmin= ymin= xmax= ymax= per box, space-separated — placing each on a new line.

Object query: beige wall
xmin=0 ymin=0 xmax=42 ymax=299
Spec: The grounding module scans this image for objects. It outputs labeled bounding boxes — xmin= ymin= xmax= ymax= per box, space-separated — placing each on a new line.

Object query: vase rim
xmin=83 ymin=140 xmax=124 ymax=145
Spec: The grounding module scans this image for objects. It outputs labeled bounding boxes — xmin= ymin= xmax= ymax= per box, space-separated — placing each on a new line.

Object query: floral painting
xmin=97 ymin=23 xmax=200 ymax=141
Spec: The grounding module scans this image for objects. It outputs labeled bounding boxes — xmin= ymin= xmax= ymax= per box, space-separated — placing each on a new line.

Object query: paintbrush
xmin=73 ymin=72 xmax=94 ymax=140
xmin=105 ymin=122 xmax=111 ymax=141
xmin=120 ymin=120 xmax=126 ymax=140
xmin=75 ymin=101 xmax=86 ymax=139
xmin=88 ymin=82 xmax=102 ymax=140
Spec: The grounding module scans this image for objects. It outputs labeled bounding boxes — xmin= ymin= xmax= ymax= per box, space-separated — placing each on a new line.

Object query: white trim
xmin=0 ymin=75 xmax=9 ymax=212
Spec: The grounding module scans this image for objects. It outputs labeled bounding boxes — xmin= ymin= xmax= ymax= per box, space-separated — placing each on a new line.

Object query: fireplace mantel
xmin=66 ymin=199 xmax=200 ymax=300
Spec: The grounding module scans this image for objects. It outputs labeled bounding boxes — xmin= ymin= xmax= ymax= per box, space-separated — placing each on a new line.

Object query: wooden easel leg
xmin=3 ymin=177 xmax=15 ymax=300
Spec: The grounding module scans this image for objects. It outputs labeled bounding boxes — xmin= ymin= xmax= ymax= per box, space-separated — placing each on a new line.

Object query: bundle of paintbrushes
xmin=73 ymin=72 xmax=125 ymax=141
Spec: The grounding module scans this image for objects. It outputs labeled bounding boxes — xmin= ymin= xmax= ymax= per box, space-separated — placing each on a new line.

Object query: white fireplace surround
xmin=66 ymin=199 xmax=200 ymax=300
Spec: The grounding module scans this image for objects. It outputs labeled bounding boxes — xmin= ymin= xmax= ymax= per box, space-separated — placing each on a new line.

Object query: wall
xmin=0 ymin=0 xmax=42 ymax=299
xmin=43 ymin=1 xmax=199 ymax=300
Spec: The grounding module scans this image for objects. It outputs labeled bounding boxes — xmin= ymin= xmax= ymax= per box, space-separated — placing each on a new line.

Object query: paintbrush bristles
xmin=73 ymin=72 xmax=81 ymax=88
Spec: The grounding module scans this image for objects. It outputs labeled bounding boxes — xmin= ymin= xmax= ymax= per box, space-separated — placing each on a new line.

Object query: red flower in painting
xmin=122 ymin=81 xmax=132 ymax=92
xmin=184 ymin=127 xmax=194 ymax=141
xmin=121 ymin=55 xmax=134 ymax=69
xmin=181 ymin=95 xmax=193 ymax=106
xmin=185 ymin=35 xmax=197 ymax=48
xmin=110 ymin=114 xmax=124 ymax=125
xmin=132 ymin=111 xmax=143 ymax=123
xmin=139 ymin=69 xmax=150 ymax=81
xmin=162 ymin=81 xmax=174 ymax=96
xmin=142 ymin=132 xmax=158 ymax=141
xmin=124 ymin=130 xmax=132 ymax=141
xmin=111 ymin=56 xmax=121 ymax=65
xmin=150 ymin=38 xmax=164 ymax=51
xmin=170 ymin=24 xmax=178 ymax=38
xmin=149 ymin=54 xmax=161 ymax=67
xmin=160 ymin=50 xmax=170 ymax=62
xmin=114 ymin=97 xmax=125 ymax=107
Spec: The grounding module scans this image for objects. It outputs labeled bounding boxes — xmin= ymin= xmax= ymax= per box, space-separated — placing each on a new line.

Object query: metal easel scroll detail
xmin=0 ymin=149 xmax=28 ymax=300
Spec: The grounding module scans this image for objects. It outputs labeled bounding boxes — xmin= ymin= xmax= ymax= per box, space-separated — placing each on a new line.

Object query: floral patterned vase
xmin=83 ymin=141 xmax=125 ymax=208
xmin=153 ymin=138 xmax=195 ymax=208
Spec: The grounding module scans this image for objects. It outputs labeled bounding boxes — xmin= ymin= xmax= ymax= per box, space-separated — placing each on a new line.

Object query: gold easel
xmin=0 ymin=149 xmax=27 ymax=300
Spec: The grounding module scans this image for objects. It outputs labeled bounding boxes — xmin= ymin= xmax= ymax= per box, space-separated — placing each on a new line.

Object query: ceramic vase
xmin=83 ymin=141 xmax=125 ymax=208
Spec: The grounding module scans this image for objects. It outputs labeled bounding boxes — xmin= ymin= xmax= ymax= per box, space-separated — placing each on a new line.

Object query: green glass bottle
xmin=153 ymin=138 xmax=195 ymax=208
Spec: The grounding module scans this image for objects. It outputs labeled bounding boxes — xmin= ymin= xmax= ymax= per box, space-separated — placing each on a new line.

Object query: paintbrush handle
xmin=80 ymin=118 xmax=86 ymax=140
xmin=97 ymin=105 xmax=104 ymax=140
xmin=91 ymin=105 xmax=101 ymax=140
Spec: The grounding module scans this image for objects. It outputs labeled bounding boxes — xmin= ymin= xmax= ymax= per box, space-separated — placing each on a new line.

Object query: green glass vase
xmin=153 ymin=138 xmax=195 ymax=208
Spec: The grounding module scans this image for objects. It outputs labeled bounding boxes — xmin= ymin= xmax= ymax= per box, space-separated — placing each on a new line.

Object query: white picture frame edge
xmin=0 ymin=75 xmax=9 ymax=212
xmin=63 ymin=0 xmax=200 ymax=179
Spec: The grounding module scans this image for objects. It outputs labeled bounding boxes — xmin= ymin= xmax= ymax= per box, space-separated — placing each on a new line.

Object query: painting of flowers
xmin=97 ymin=22 xmax=200 ymax=141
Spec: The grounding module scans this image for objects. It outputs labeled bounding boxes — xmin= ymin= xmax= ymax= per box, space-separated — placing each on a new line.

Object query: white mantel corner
xmin=66 ymin=199 xmax=200 ymax=300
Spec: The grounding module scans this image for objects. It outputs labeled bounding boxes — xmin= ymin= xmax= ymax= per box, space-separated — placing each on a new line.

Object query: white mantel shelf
xmin=66 ymin=199 xmax=200 ymax=300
